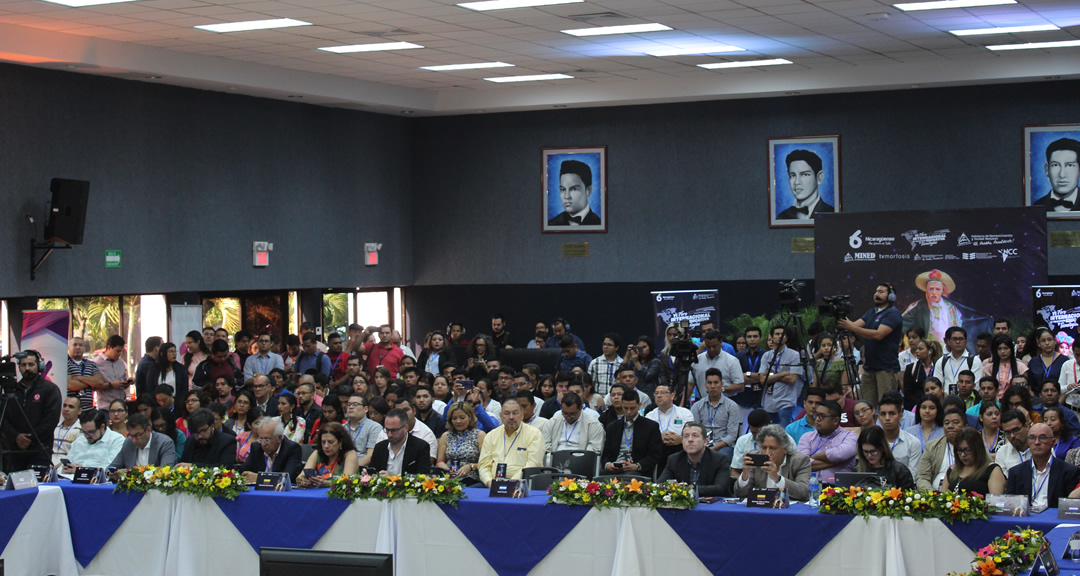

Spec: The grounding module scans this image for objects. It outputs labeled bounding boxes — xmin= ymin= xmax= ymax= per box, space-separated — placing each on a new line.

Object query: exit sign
xmin=105 ymin=250 xmax=121 ymax=268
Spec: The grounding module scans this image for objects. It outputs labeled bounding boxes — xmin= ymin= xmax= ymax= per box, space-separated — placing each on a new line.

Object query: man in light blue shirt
xmin=760 ymin=326 xmax=805 ymax=427
xmin=244 ymin=333 xmax=284 ymax=381
xmin=785 ymin=387 xmax=824 ymax=445
xmin=60 ymin=409 xmax=125 ymax=471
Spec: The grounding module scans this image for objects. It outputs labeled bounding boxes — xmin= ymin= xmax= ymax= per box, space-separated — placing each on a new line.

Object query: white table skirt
xmin=79 ymin=491 xmax=173 ymax=576
xmin=1 ymin=485 xmax=79 ymax=576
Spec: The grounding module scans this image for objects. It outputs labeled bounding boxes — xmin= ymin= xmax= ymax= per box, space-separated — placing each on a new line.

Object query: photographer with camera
xmin=2 ymin=351 xmax=62 ymax=472
xmin=837 ymin=284 xmax=904 ymax=405
xmin=760 ymin=326 xmax=804 ymax=426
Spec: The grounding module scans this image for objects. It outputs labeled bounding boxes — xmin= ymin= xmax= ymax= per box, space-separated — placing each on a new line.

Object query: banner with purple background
xmin=815 ymin=207 xmax=1047 ymax=349
xmin=21 ymin=310 xmax=70 ymax=398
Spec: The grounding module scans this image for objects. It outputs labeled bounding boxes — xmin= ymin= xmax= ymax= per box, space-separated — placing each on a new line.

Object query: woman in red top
xmin=307 ymin=394 xmax=346 ymax=444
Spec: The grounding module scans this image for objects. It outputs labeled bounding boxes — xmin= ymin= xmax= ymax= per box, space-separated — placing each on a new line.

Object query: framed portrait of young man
xmin=767 ymin=135 xmax=841 ymax=228
xmin=1025 ymin=124 xmax=1080 ymax=219
xmin=542 ymin=146 xmax=607 ymax=234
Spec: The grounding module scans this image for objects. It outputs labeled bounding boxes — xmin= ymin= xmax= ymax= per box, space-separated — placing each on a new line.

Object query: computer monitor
xmin=259 ymin=548 xmax=392 ymax=576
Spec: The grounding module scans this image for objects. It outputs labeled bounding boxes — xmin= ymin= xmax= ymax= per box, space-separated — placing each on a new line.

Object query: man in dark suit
xmin=776 ymin=149 xmax=834 ymax=220
xmin=548 ymin=159 xmax=601 ymax=227
xmin=1006 ymin=423 xmax=1080 ymax=509
xmin=240 ymin=419 xmax=303 ymax=482
xmin=658 ymin=422 xmax=734 ymax=496
xmin=1032 ymin=137 xmax=1080 ymax=213
xmin=251 ymin=374 xmax=279 ymax=418
xmin=179 ymin=408 xmax=237 ymax=467
xmin=601 ymin=393 xmax=663 ymax=477
xmin=109 ymin=413 xmax=176 ymax=470
xmin=370 ymin=408 xmax=431 ymax=475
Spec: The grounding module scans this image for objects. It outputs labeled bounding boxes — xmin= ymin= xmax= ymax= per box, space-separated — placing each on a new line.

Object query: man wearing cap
xmin=902 ymin=269 xmax=963 ymax=344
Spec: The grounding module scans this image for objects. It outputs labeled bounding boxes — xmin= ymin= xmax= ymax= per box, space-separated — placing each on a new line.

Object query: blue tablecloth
xmin=659 ymin=502 xmax=854 ymax=575
xmin=439 ymin=487 xmax=591 ymax=576
xmin=0 ymin=488 xmax=38 ymax=554
xmin=59 ymin=482 xmax=144 ymax=567
xmin=213 ymin=487 xmax=350 ymax=553
xmin=1047 ymin=524 xmax=1080 ymax=575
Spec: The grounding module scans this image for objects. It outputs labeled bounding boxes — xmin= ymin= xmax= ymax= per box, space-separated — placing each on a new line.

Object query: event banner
xmin=652 ymin=289 xmax=718 ymax=344
xmin=1032 ymin=286 xmax=1080 ymax=354
xmin=815 ymin=207 xmax=1047 ymax=346
xmin=21 ymin=310 xmax=70 ymax=399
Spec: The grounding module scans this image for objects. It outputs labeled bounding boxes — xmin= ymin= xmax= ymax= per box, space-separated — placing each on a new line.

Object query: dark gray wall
xmin=411 ymin=80 xmax=1080 ymax=286
xmin=0 ymin=62 xmax=413 ymax=298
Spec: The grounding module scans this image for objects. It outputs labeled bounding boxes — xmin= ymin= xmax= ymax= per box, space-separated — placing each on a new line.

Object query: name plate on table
xmin=1059 ymin=499 xmax=1080 ymax=519
xmin=255 ymin=472 xmax=292 ymax=491
xmin=72 ymin=467 xmax=105 ymax=485
xmin=987 ymin=495 xmax=1029 ymax=517
xmin=4 ymin=470 xmax=38 ymax=491
xmin=490 ymin=478 xmax=529 ymax=498
xmin=1033 ymin=543 xmax=1061 ymax=576
xmin=747 ymin=488 xmax=788 ymax=509
xmin=30 ymin=465 xmax=56 ymax=483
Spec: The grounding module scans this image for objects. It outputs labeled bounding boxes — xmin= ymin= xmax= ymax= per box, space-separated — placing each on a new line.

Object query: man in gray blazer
xmin=110 ymin=413 xmax=177 ymax=470
xmin=734 ymin=424 xmax=812 ymax=501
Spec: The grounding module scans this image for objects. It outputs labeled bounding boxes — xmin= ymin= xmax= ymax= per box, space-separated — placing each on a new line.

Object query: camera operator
xmin=837 ymin=284 xmax=903 ymax=405
xmin=2 ymin=351 xmax=62 ymax=472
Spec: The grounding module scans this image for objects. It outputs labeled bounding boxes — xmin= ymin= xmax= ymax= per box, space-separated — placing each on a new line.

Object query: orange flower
xmin=886 ymin=487 xmax=902 ymax=500
xmin=628 ymin=479 xmax=644 ymax=493
xmin=386 ymin=475 xmax=401 ymax=483
xmin=559 ymin=477 xmax=577 ymax=489
xmin=422 ymin=478 xmax=437 ymax=491
xmin=974 ymin=558 xmax=1003 ymax=576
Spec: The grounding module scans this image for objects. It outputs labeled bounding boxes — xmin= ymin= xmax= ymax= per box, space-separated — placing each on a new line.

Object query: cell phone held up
xmin=747 ymin=454 xmax=769 ymax=468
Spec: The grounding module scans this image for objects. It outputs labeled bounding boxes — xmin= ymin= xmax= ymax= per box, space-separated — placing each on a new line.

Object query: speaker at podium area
xmin=44 ymin=178 xmax=89 ymax=245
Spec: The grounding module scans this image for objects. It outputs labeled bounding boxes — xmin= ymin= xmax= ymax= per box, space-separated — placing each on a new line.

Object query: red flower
xmin=586 ymin=482 xmax=600 ymax=494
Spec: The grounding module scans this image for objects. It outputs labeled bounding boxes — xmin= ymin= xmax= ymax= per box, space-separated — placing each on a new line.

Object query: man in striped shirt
xmin=67 ymin=336 xmax=105 ymax=411
xmin=587 ymin=333 xmax=623 ymax=396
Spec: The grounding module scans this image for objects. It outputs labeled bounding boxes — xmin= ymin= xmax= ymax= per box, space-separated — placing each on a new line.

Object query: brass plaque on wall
xmin=562 ymin=243 xmax=589 ymax=257
xmin=791 ymin=238 xmax=815 ymax=253
xmin=1050 ymin=230 xmax=1080 ymax=247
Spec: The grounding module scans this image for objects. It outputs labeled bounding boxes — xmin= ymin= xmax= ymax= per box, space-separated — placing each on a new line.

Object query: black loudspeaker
xmin=44 ymin=178 xmax=89 ymax=245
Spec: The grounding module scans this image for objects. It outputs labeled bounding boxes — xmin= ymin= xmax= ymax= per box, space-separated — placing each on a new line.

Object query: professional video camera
xmin=0 ymin=357 xmax=17 ymax=389
xmin=818 ymin=295 xmax=854 ymax=321
xmin=669 ymin=319 xmax=699 ymax=365
xmin=779 ymin=279 xmax=804 ymax=313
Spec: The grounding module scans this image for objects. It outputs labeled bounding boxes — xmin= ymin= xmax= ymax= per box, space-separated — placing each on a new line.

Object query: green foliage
xmin=322 ymin=293 xmax=350 ymax=335
xmin=724 ymin=306 xmax=835 ymax=342
xmin=203 ymin=298 xmax=240 ymax=334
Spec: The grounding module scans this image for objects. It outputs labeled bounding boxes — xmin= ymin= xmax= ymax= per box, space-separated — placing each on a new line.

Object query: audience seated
xmin=601 ymin=393 xmax=663 ymax=477
xmin=946 ymin=427 xmax=1005 ymax=495
xmin=855 ymin=426 xmax=914 ymax=489
xmin=735 ymin=424 xmax=812 ymax=501
xmin=543 ymin=391 xmax=605 ymax=454
xmin=477 ymin=400 xmax=545 ymax=486
xmin=179 ymin=408 xmax=237 ymax=467
xmin=437 ymin=401 xmax=485 ymax=485
xmin=796 ymin=400 xmax=857 ymax=483
xmin=658 ymin=422 xmax=734 ymax=497
xmin=61 ymin=409 xmax=125 ymax=472
xmin=646 ymin=383 xmax=694 ymax=462
xmin=241 ymin=418 xmax=304 ymax=483
xmin=370 ymin=409 xmax=431 ymax=476
xmin=1006 ymin=423 xmax=1080 ymax=509
xmin=916 ymin=407 xmax=968 ymax=489
xmin=689 ymin=369 xmax=740 ymax=461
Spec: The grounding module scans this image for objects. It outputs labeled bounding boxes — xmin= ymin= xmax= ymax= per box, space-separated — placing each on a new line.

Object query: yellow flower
xmin=439 ymin=486 xmax=445 ymax=492
xmin=215 ymin=477 xmax=231 ymax=489
xmin=583 ymin=494 xmax=591 ymax=503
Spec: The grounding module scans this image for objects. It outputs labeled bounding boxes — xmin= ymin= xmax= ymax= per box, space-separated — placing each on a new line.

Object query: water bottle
xmin=808 ymin=472 xmax=820 ymax=508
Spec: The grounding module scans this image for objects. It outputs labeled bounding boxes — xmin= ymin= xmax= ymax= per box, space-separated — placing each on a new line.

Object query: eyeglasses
xmin=109 ymin=408 xmax=127 ymax=414
xmin=1030 ymin=435 xmax=1055 ymax=443
xmin=862 ymin=449 xmax=880 ymax=457
xmin=345 ymin=402 xmax=364 ymax=408
xmin=193 ymin=427 xmax=212 ymax=436
xmin=81 ymin=428 xmax=100 ymax=438
xmin=955 ymin=446 xmax=974 ymax=455
xmin=854 ymin=408 xmax=873 ymax=416
xmin=1002 ymin=427 xmax=1023 ymax=436
xmin=384 ymin=426 xmax=404 ymax=434
xmin=129 ymin=430 xmax=146 ymax=441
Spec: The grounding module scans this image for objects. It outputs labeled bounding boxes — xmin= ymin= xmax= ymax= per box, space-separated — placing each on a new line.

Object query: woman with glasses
xmin=946 ymin=427 xmax=1005 ymax=495
xmin=1026 ymin=327 xmax=1067 ymax=393
xmin=853 ymin=399 xmax=876 ymax=430
xmin=108 ymin=399 xmax=130 ymax=437
xmin=856 ymin=426 xmax=915 ymax=489
xmin=223 ymin=389 xmax=263 ymax=462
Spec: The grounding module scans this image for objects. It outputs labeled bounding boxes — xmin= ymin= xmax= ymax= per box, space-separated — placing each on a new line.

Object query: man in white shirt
xmin=377 ymin=398 xmax=438 ymax=463
xmin=878 ymin=396 xmax=922 ymax=476
xmin=587 ymin=334 xmax=623 ymax=396
xmin=647 ymin=383 xmax=694 ymax=461
xmin=244 ymin=333 xmax=285 ymax=381
xmin=897 ymin=327 xmax=925 ymax=374
xmin=996 ymin=409 xmax=1031 ymax=478
xmin=60 ymin=409 xmax=125 ymax=471
xmin=516 ymin=391 xmax=548 ymax=432
xmin=933 ymin=326 xmax=983 ymax=391
xmin=689 ymin=330 xmax=745 ymax=401
xmin=52 ymin=397 xmax=83 ymax=467
xmin=542 ymin=392 xmax=605 ymax=454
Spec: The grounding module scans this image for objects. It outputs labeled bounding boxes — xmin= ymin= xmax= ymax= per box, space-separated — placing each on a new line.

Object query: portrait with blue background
xmin=542 ymin=147 xmax=606 ymax=233
xmin=1026 ymin=125 xmax=1080 ymax=218
xmin=768 ymin=137 xmax=840 ymax=228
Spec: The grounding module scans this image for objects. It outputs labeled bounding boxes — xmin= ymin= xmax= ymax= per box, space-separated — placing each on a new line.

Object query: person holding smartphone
xmin=93 ymin=335 xmax=131 ymax=410
xmin=734 ymin=424 xmax=812 ymax=501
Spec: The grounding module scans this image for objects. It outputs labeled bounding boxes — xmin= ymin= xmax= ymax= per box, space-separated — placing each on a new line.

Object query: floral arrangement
xmin=114 ymin=465 xmax=247 ymax=500
xmin=818 ymin=486 xmax=989 ymax=524
xmin=327 ymin=471 xmax=466 ymax=507
xmin=546 ymin=477 xmax=697 ymax=510
xmin=946 ymin=528 xmax=1049 ymax=576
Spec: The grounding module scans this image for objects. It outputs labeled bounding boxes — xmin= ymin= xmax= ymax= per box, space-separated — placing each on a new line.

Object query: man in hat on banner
xmin=902 ymin=269 xmax=963 ymax=343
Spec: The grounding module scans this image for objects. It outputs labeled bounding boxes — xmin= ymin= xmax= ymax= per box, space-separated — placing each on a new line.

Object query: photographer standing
xmin=2 ymin=351 xmax=62 ymax=472
xmin=837 ymin=284 xmax=903 ymax=405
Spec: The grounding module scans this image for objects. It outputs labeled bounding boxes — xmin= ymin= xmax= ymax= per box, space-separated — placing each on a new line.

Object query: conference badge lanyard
xmin=1032 ymin=455 xmax=1053 ymax=504
xmin=56 ymin=423 xmax=75 ymax=452
xmin=563 ymin=421 xmax=580 ymax=447
xmin=502 ymin=427 xmax=522 ymax=460
xmin=350 ymin=420 xmax=366 ymax=446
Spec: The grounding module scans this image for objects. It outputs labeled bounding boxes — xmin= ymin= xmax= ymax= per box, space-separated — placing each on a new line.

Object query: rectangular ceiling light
xmin=485 ymin=73 xmax=573 ymax=82
xmin=319 ymin=42 xmax=424 ymax=53
xmin=698 ymin=58 xmax=792 ymax=69
xmin=421 ymin=62 xmax=515 ymax=71
xmin=986 ymin=39 xmax=1080 ymax=50
xmin=458 ymin=0 xmax=583 ymax=10
xmin=950 ymin=24 xmax=1060 ymax=35
xmin=647 ymin=45 xmax=745 ymax=56
xmin=894 ymin=0 xmax=1014 ymax=11
xmin=41 ymin=0 xmax=136 ymax=6
xmin=195 ymin=18 xmax=311 ymax=33
xmin=562 ymin=23 xmax=673 ymax=37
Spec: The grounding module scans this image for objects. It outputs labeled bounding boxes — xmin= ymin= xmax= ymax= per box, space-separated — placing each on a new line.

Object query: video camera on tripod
xmin=818 ymin=294 xmax=854 ymax=322
xmin=668 ymin=319 xmax=698 ymax=407
xmin=0 ymin=356 xmax=18 ymax=390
